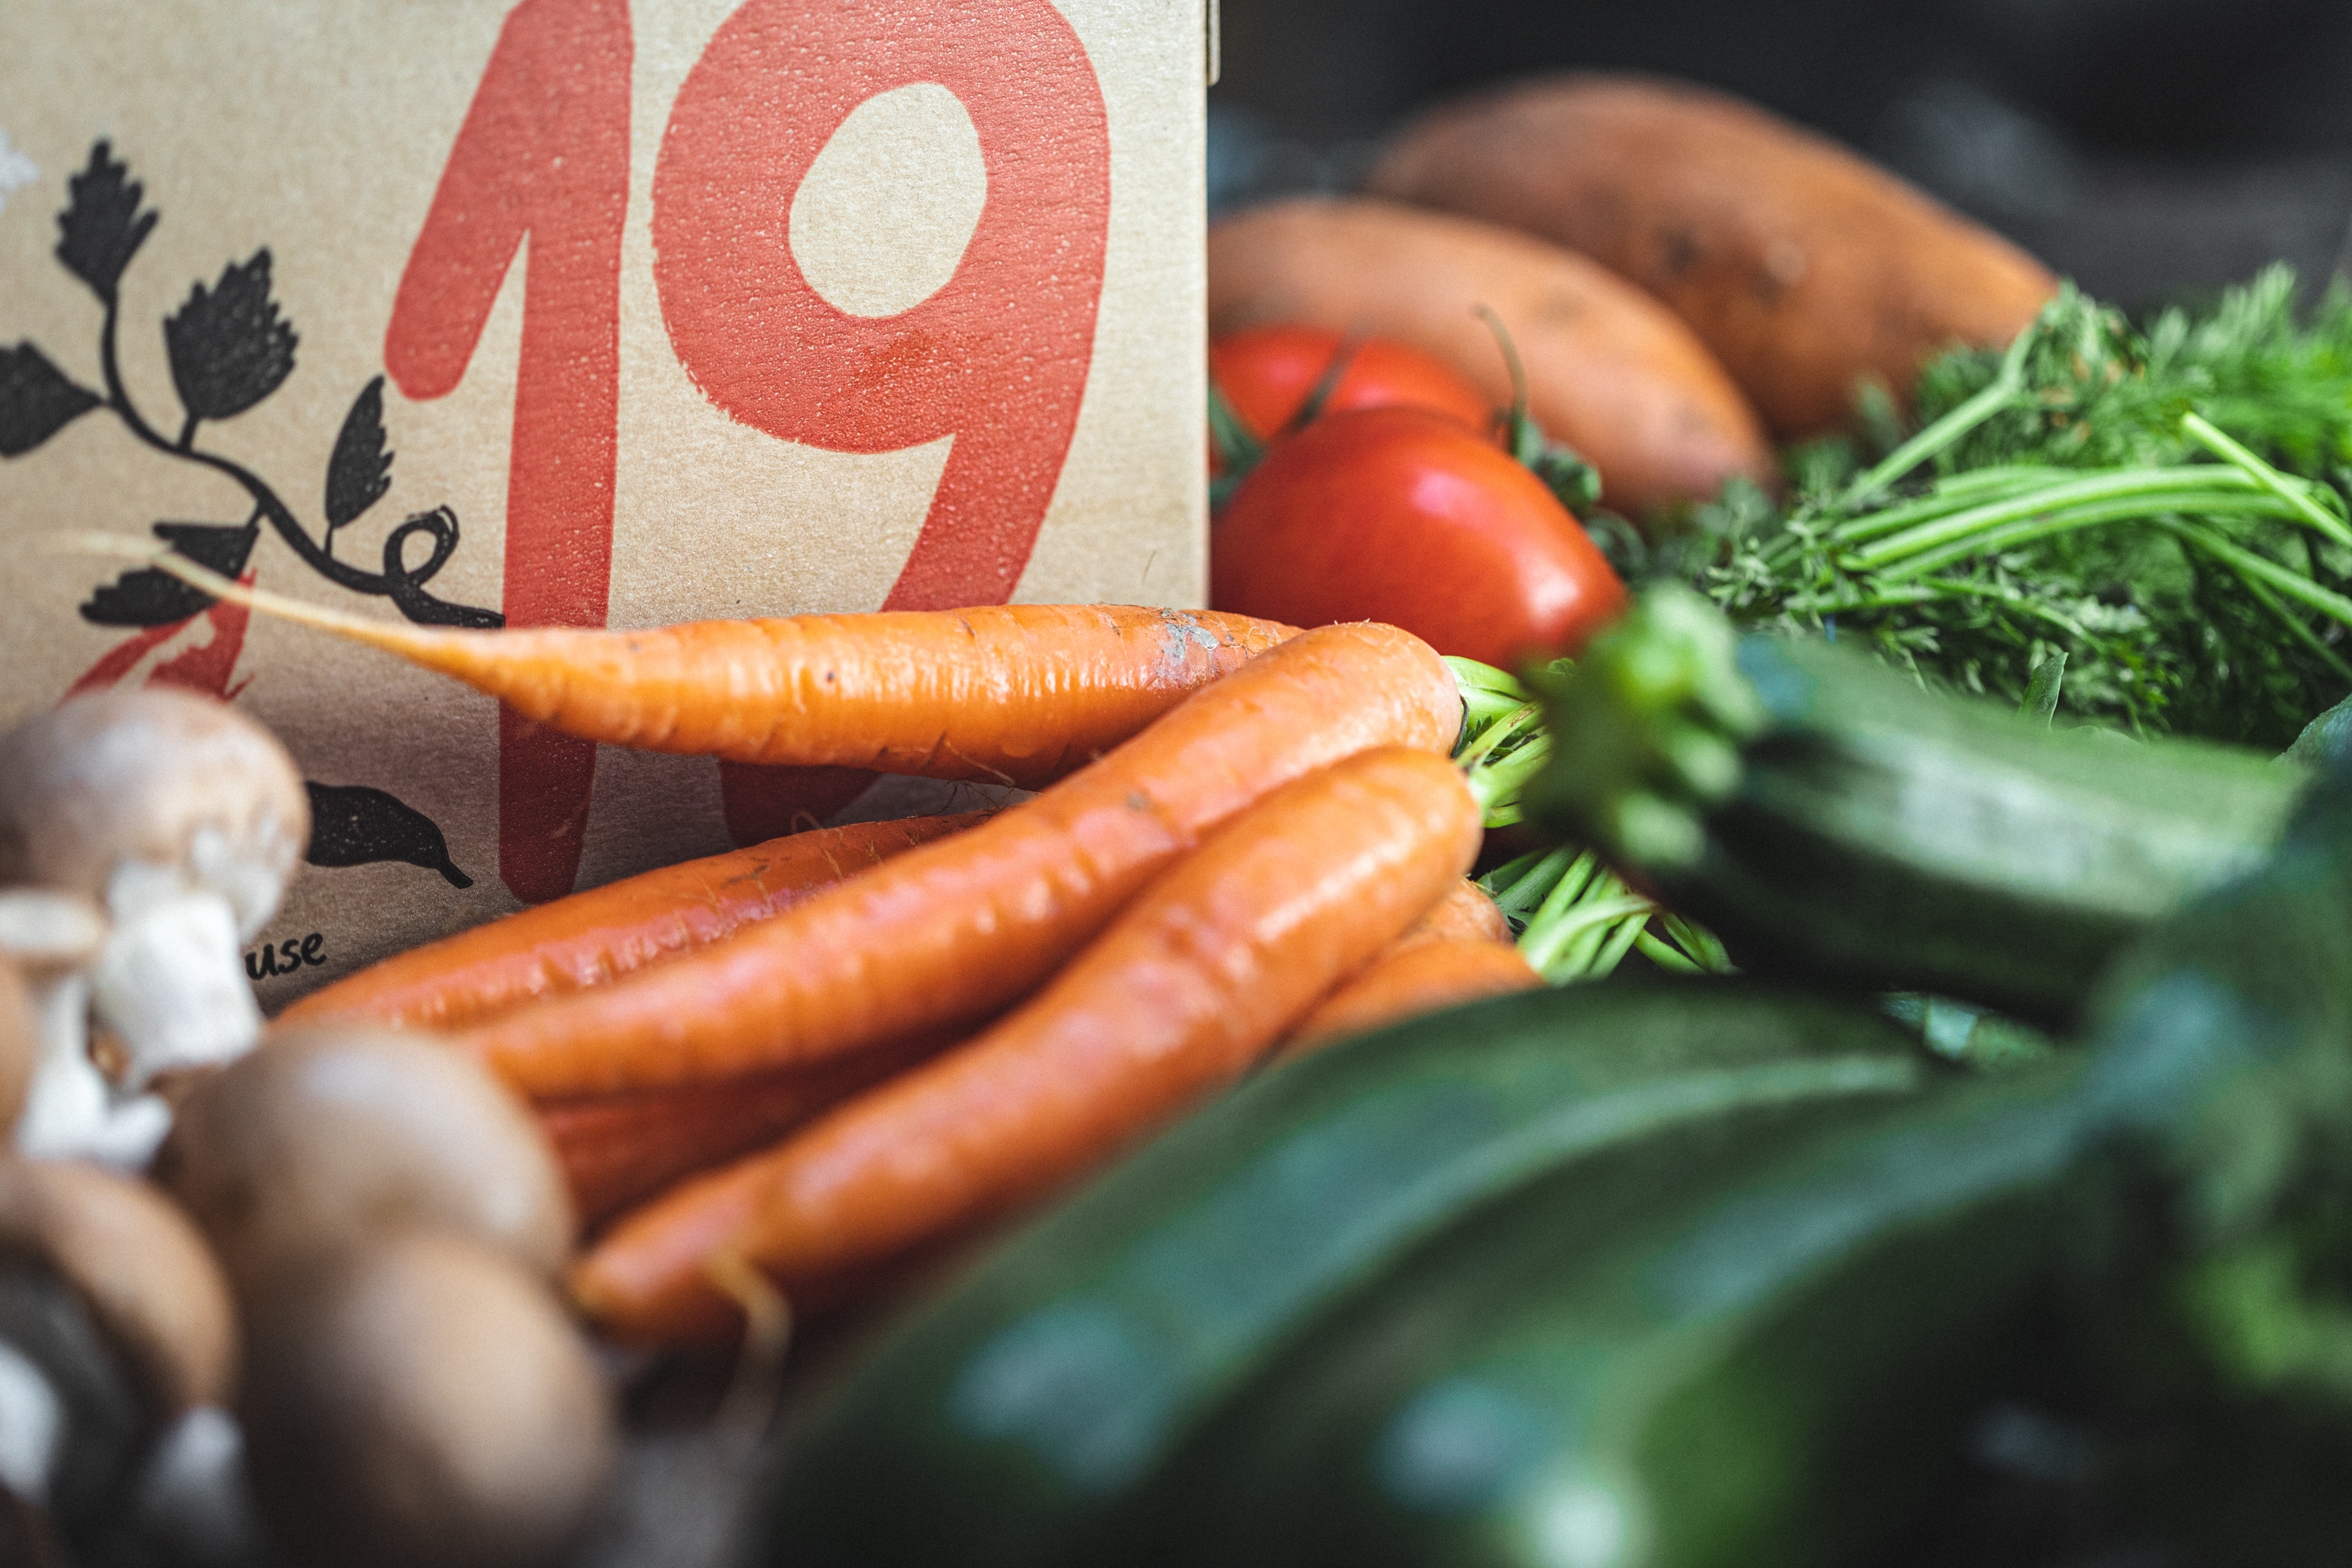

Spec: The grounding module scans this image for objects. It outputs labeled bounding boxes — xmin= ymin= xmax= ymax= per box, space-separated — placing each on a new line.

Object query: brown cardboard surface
xmin=0 ymin=0 xmax=1207 ymax=1001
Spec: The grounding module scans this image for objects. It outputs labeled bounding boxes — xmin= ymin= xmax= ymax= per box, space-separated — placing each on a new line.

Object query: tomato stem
xmin=1283 ymin=331 xmax=1367 ymax=437
xmin=1206 ymin=380 xmax=1263 ymax=511
xmin=1475 ymin=304 xmax=1603 ymax=514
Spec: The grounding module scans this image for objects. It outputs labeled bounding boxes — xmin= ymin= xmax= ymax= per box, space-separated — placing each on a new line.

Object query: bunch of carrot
xmin=180 ymin=553 xmax=1543 ymax=1347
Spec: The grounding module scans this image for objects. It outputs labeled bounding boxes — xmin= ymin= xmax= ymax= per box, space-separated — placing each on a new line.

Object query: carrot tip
xmin=49 ymin=529 xmax=169 ymax=567
xmin=53 ymin=528 xmax=434 ymax=650
xmin=706 ymin=1250 xmax=795 ymax=1419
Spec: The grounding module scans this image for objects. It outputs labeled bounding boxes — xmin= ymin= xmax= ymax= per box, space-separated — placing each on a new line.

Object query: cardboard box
xmin=0 ymin=0 xmax=1209 ymax=1000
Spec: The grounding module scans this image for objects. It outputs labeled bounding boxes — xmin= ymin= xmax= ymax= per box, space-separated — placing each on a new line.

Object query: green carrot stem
xmin=1840 ymin=321 xmax=2036 ymax=499
xmin=1523 ymin=892 xmax=1656 ymax=975
xmin=1871 ymin=492 xmax=2309 ymax=583
xmin=1477 ymin=845 xmax=1564 ymax=909
xmin=1480 ymin=846 xmax=1578 ymax=925
xmin=1521 ymin=850 xmax=1605 ymax=935
xmin=1829 ymin=467 xmax=2075 ymax=547
xmin=1464 ymin=732 xmax=1553 ymax=826
xmin=1778 ymin=583 xmax=1946 ymax=615
xmin=1849 ymin=466 xmax=2284 ymax=569
xmin=1788 ymin=579 xmax=2103 ymax=650
xmin=1541 ymin=907 xmax=1651 ymax=983
xmin=2160 ymin=519 xmax=2352 ymax=633
xmin=2183 ymin=412 xmax=2352 ymax=548
xmin=1633 ymin=928 xmax=1705 ymax=975
xmin=1454 ymin=702 xmax=1534 ymax=771
xmin=1586 ymin=914 xmax=1652 ymax=979
xmin=1661 ymin=914 xmax=1735 ymax=973
xmin=1446 ymin=655 xmax=1534 ymax=705
xmin=2221 ymin=564 xmax=2352 ymax=688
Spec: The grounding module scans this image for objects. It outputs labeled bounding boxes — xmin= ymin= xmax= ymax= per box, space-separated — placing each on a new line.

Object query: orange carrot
xmin=279 ymin=813 xmax=991 ymax=1033
xmin=116 ymin=551 xmax=1297 ymax=788
xmin=539 ymin=1032 xmax=948 ymax=1229
xmin=1282 ymin=939 xmax=1542 ymax=1056
xmin=459 ymin=621 xmax=1461 ymax=1101
xmin=572 ymin=745 xmax=1484 ymax=1343
xmin=1395 ymin=880 xmax=1512 ymax=949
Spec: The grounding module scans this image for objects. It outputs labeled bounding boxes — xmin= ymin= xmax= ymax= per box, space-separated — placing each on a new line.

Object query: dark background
xmin=1208 ymin=0 xmax=2352 ymax=310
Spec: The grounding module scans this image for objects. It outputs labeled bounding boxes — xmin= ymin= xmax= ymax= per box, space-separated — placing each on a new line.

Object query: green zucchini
xmin=2060 ymin=763 xmax=2352 ymax=1563
xmin=1148 ymin=764 xmax=2352 ymax=1568
xmin=1159 ymin=1059 xmax=2093 ymax=1568
xmin=1526 ymin=584 xmax=2309 ymax=1023
xmin=2064 ymin=760 xmax=2352 ymax=1398
xmin=750 ymin=982 xmax=1927 ymax=1567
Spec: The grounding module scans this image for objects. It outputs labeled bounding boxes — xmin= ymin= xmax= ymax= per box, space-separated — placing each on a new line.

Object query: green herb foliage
xmin=1642 ymin=267 xmax=2352 ymax=748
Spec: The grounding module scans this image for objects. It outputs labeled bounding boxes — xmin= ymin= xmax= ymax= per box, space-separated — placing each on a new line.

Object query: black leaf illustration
xmin=54 ymin=141 xmax=158 ymax=303
xmin=325 ymin=376 xmax=393 ymax=534
xmin=0 ymin=341 xmax=103 ymax=458
xmin=38 ymin=140 xmax=503 ymax=630
xmin=303 ymin=781 xmax=473 ymax=888
xmin=81 ymin=520 xmax=260 ymax=626
xmin=164 ymin=249 xmax=297 ymax=426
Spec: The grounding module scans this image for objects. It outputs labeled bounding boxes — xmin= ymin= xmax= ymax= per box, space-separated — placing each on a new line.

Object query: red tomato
xmin=1212 ymin=405 xmax=1627 ymax=666
xmin=1210 ymin=325 xmax=1492 ymax=463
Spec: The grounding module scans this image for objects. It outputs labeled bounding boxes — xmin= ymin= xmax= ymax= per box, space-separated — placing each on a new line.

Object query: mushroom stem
xmin=0 ymin=896 xmax=107 ymax=975
xmin=0 ymin=1338 xmax=63 ymax=1502
xmin=130 ymin=1406 xmax=261 ymax=1564
xmin=15 ymin=972 xmax=169 ymax=1167
xmin=91 ymin=892 xmax=260 ymax=1086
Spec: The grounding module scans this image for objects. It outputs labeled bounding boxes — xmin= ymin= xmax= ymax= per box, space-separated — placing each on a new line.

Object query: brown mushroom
xmin=0 ymin=689 xmax=307 ymax=1104
xmin=0 ymin=1154 xmax=239 ymax=1533
xmin=0 ymin=1257 xmax=143 ymax=1528
xmin=0 ymin=1158 xmax=238 ymax=1418
xmin=156 ymin=1025 xmax=572 ymax=1294
xmin=238 ymin=1229 xmax=615 ymax=1568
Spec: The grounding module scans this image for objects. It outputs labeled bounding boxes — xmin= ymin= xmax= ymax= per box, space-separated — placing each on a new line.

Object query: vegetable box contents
xmin=12 ymin=60 xmax=2352 ymax=1568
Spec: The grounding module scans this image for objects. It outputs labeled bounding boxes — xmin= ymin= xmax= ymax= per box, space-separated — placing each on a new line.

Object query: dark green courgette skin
xmin=1158 ymin=1061 xmax=2092 ymax=1568
xmin=750 ymin=982 xmax=1926 ymax=1568
xmin=1148 ymin=768 xmax=2352 ymax=1568
xmin=2062 ymin=765 xmax=2352 ymax=1437
xmin=2031 ymin=764 xmax=2352 ymax=1565
xmin=1528 ymin=586 xmax=2308 ymax=1024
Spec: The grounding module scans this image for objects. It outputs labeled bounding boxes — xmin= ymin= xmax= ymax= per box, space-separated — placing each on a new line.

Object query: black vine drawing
xmin=0 ymin=140 xmax=503 ymax=628
xmin=1 ymin=140 xmax=489 ymax=887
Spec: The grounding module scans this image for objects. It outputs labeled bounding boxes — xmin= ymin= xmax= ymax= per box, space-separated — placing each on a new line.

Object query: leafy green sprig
xmin=1449 ymin=654 xmax=1731 ymax=984
xmin=1476 ymin=843 xmax=1733 ymax=985
xmin=1663 ymin=269 xmax=2352 ymax=746
xmin=1450 ymin=655 xmax=1556 ymax=829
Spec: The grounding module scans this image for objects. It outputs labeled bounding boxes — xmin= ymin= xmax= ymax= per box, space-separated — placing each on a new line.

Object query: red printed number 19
xmin=383 ymin=0 xmax=1112 ymax=904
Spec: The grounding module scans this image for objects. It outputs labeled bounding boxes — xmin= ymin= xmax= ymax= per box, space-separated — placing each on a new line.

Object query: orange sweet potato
xmin=1367 ymin=73 xmax=2058 ymax=440
xmin=1207 ymin=197 xmax=1776 ymax=521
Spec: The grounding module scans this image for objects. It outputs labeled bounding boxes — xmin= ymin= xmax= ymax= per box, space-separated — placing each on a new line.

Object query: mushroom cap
xmin=0 ymin=689 xmax=307 ymax=938
xmin=0 ymin=1155 xmax=239 ymax=1417
xmin=0 ymin=960 xmax=33 ymax=1135
xmin=156 ymin=1025 xmax=573 ymax=1293
xmin=238 ymin=1229 xmax=615 ymax=1568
